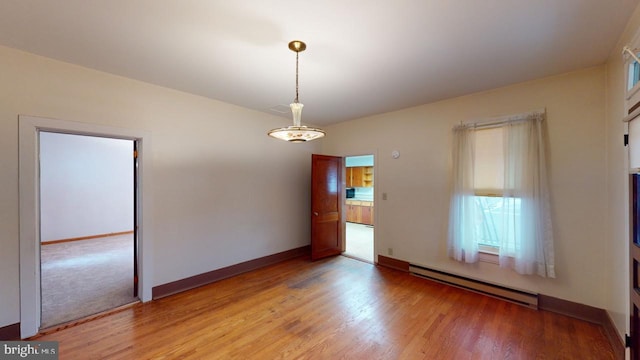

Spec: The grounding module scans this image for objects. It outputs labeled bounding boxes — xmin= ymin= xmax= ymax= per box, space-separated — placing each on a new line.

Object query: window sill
xmin=478 ymin=246 xmax=499 ymax=265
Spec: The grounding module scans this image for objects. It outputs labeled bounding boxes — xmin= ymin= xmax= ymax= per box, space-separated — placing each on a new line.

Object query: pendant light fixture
xmin=268 ymin=40 xmax=325 ymax=142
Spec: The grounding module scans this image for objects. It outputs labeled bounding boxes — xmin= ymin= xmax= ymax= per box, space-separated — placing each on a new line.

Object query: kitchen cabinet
xmin=346 ymin=201 xmax=359 ymax=223
xmin=345 ymin=167 xmax=355 ymax=187
xmin=351 ymin=167 xmax=363 ymax=187
xmin=360 ymin=205 xmax=373 ymax=225
xmin=346 ymin=166 xmax=373 ymax=188
xmin=346 ymin=200 xmax=374 ymax=225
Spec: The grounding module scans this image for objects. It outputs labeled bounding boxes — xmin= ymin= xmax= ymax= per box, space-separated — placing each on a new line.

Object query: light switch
xmin=382 ymin=193 xmax=388 ymax=200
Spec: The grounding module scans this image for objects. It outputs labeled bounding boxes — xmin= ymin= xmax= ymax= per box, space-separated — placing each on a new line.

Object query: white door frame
xmin=19 ymin=115 xmax=154 ymax=338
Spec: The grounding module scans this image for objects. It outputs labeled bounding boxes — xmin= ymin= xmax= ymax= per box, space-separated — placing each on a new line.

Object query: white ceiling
xmin=0 ymin=1 xmax=638 ymax=126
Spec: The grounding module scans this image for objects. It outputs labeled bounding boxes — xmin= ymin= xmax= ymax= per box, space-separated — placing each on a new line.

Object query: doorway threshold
xmin=34 ymin=300 xmax=140 ymax=338
xmin=341 ymin=253 xmax=374 ymax=265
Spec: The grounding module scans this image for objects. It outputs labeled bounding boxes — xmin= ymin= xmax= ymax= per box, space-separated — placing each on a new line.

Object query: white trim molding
xmin=18 ymin=115 xmax=154 ymax=338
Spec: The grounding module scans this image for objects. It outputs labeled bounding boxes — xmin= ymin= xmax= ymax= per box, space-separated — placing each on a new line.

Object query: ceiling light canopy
xmin=268 ymin=40 xmax=325 ymax=143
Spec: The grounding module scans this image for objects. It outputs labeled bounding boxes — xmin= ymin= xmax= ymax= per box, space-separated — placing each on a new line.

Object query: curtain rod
xmin=623 ymin=46 xmax=640 ymax=64
xmin=456 ymin=108 xmax=546 ymax=129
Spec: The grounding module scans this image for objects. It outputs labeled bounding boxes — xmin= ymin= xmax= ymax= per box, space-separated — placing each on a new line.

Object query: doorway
xmin=39 ymin=132 xmax=137 ymax=328
xmin=343 ymin=155 xmax=374 ymax=263
xmin=19 ymin=115 xmax=152 ymax=338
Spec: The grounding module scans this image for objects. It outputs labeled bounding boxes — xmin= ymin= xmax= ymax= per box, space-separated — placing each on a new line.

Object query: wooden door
xmin=311 ymin=154 xmax=343 ymax=260
xmin=631 ymin=173 xmax=640 ymax=359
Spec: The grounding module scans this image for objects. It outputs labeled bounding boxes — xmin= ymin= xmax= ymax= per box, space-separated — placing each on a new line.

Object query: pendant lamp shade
xmin=268 ymin=41 xmax=325 ymax=142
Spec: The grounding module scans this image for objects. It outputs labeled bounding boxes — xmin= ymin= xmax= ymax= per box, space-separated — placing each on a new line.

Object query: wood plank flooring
xmin=32 ymin=256 xmax=615 ymax=359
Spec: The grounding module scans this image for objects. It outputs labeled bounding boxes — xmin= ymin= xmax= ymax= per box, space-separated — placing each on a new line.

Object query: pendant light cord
xmin=294 ymin=51 xmax=300 ymax=103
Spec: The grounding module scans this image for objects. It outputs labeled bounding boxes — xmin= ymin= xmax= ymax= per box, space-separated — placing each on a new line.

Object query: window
xmin=471 ymin=127 xmax=524 ymax=252
xmin=629 ymin=59 xmax=640 ymax=92
xmin=626 ymin=47 xmax=640 ymax=107
xmin=447 ymin=112 xmax=555 ymax=277
xmin=473 ymin=196 xmax=521 ymax=250
xmin=473 ymin=127 xmax=505 ymax=251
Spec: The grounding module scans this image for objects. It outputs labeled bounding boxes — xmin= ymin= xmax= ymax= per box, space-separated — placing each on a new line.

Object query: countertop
xmin=347 ymin=197 xmax=374 ymax=203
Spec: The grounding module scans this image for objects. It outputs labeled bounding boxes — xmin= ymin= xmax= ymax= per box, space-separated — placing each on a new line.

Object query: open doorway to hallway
xmin=344 ymin=155 xmax=374 ymax=263
xmin=39 ymin=132 xmax=138 ymax=328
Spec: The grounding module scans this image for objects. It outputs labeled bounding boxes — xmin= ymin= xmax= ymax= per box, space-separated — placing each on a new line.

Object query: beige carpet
xmin=40 ymin=234 xmax=138 ymax=328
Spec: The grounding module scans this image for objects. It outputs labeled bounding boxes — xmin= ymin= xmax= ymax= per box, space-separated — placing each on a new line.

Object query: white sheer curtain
xmin=500 ymin=113 xmax=555 ymax=277
xmin=447 ymin=112 xmax=555 ymax=277
xmin=447 ymin=126 xmax=478 ymax=263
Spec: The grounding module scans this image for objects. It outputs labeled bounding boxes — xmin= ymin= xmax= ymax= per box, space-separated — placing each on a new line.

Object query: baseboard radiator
xmin=409 ymin=264 xmax=539 ymax=309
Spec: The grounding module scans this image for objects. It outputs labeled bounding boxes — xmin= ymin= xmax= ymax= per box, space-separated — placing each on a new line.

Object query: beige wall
xmin=605 ymin=2 xmax=640 ymax=342
xmin=0 ymin=45 xmax=320 ymax=328
xmin=322 ymin=67 xmax=608 ymax=308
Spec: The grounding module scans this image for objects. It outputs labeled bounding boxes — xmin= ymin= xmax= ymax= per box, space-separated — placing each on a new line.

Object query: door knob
xmin=313 ymin=212 xmax=319 ymax=216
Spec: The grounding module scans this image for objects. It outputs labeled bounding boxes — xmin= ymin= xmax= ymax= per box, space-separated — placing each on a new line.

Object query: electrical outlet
xmin=382 ymin=192 xmax=388 ymax=200
xmin=388 ymin=248 xmax=393 ymax=256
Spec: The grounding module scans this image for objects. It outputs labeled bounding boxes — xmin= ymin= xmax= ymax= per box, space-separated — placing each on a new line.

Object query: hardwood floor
xmin=32 ymin=256 xmax=614 ymax=359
